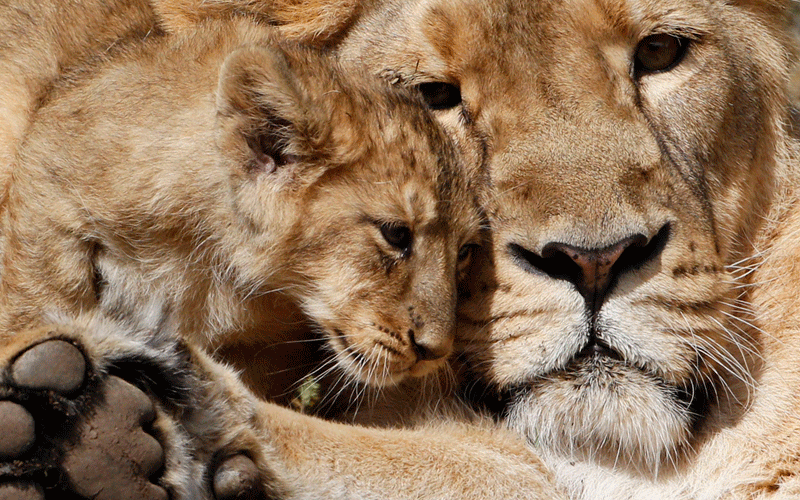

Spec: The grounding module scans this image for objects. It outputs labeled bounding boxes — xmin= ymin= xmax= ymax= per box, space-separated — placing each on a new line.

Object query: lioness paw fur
xmin=0 ymin=331 xmax=168 ymax=500
xmin=0 ymin=325 xmax=280 ymax=500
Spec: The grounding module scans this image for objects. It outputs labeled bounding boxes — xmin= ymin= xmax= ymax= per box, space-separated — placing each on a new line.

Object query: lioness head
xmin=333 ymin=0 xmax=794 ymax=467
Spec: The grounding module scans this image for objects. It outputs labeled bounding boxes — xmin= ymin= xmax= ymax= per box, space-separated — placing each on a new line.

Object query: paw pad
xmin=1 ymin=338 xmax=168 ymax=500
xmin=0 ymin=401 xmax=35 ymax=459
xmin=11 ymin=340 xmax=86 ymax=394
xmin=61 ymin=376 xmax=166 ymax=500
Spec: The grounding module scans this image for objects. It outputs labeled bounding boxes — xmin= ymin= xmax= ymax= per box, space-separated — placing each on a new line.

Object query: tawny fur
xmin=4 ymin=0 xmax=800 ymax=499
xmin=2 ymin=18 xmax=485 ymax=394
xmin=0 ymin=0 xmax=361 ymax=193
xmin=0 ymin=12 xmax=559 ymax=500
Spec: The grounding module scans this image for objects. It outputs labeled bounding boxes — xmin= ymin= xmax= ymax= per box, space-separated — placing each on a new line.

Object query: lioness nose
xmin=541 ymin=236 xmax=644 ymax=311
xmin=510 ymin=225 xmax=669 ymax=312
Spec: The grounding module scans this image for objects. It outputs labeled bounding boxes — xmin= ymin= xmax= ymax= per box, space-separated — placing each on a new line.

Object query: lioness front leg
xmin=0 ymin=321 xmax=219 ymax=500
xmin=242 ymin=402 xmax=564 ymax=500
xmin=187 ymin=348 xmax=564 ymax=500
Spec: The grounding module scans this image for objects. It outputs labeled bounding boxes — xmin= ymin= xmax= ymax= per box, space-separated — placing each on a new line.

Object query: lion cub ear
xmin=216 ymin=45 xmax=308 ymax=175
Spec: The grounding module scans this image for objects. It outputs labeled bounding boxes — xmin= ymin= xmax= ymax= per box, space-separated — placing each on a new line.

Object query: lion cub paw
xmin=0 ymin=338 xmax=168 ymax=500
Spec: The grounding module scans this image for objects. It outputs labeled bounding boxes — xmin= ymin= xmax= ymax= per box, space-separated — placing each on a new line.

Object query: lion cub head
xmin=5 ymin=20 xmax=481 ymax=389
xmin=213 ymin=38 xmax=482 ymax=386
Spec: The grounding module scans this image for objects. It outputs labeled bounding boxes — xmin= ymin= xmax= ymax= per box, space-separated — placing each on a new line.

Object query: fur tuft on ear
xmin=216 ymin=45 xmax=305 ymax=174
xmin=150 ymin=0 xmax=362 ymax=46
xmin=270 ymin=0 xmax=363 ymax=45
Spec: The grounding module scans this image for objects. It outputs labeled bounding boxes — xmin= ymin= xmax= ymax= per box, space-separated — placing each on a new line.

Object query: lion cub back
xmin=4 ymin=18 xmax=481 ymax=402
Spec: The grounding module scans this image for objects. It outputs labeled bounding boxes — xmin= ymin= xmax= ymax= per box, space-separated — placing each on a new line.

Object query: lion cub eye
xmin=457 ymin=243 xmax=476 ymax=264
xmin=457 ymin=243 xmax=478 ymax=272
xmin=380 ymin=223 xmax=413 ymax=253
xmin=415 ymin=82 xmax=462 ymax=110
xmin=635 ymin=34 xmax=688 ymax=73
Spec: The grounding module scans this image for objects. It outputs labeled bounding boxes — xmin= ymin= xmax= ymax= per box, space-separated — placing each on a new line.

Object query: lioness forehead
xmin=345 ymin=0 xmax=787 ymax=195
xmin=346 ymin=0 xmax=784 ymax=110
xmin=347 ymin=0 xmax=719 ymax=68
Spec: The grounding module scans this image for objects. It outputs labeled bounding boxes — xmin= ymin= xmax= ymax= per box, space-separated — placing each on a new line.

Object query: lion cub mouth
xmin=322 ymin=325 xmax=450 ymax=388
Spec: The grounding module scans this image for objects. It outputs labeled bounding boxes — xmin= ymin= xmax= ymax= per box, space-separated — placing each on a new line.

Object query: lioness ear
xmin=216 ymin=45 xmax=306 ymax=174
xmin=151 ymin=0 xmax=361 ymax=45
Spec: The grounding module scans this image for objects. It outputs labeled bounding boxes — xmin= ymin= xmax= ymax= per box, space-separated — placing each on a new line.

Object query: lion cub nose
xmin=511 ymin=226 xmax=669 ymax=313
xmin=409 ymin=330 xmax=452 ymax=361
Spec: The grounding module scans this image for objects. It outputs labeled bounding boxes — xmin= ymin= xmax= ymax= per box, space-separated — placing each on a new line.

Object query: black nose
xmin=509 ymin=224 xmax=670 ymax=312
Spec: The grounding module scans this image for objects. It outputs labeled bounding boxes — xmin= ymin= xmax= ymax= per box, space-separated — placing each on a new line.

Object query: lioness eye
xmin=380 ymin=223 xmax=413 ymax=253
xmin=415 ymin=82 xmax=462 ymax=110
xmin=635 ymin=34 xmax=687 ymax=73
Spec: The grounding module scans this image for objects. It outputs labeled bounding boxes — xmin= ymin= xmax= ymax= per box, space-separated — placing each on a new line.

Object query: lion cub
xmin=0 ymin=18 xmax=480 ymax=398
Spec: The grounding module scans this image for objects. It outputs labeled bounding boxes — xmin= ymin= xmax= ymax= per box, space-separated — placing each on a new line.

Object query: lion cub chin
xmin=2 ymin=18 xmax=481 ymax=392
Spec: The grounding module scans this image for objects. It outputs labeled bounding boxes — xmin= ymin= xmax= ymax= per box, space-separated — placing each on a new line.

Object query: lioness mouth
xmin=575 ymin=337 xmax=622 ymax=362
xmin=466 ymin=335 xmax=711 ymax=434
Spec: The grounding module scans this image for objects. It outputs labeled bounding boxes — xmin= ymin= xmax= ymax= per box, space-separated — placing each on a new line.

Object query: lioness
xmin=335 ymin=0 xmax=800 ymax=496
xmin=169 ymin=0 xmax=800 ymax=496
xmin=3 ymin=0 xmax=800 ymax=499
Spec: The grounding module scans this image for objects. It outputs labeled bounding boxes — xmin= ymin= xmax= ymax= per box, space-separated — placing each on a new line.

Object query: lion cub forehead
xmin=296 ymin=65 xmax=478 ymax=232
xmin=316 ymin=140 xmax=480 ymax=238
